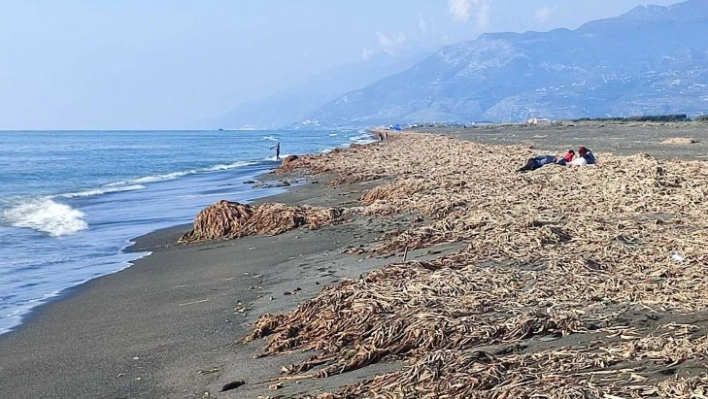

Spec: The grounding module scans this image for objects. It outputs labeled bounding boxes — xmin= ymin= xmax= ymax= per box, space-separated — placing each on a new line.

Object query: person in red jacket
xmin=556 ymin=149 xmax=575 ymax=165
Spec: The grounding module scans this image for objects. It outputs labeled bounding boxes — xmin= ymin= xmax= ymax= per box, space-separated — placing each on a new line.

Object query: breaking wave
xmin=108 ymin=161 xmax=259 ymax=186
xmin=348 ymin=133 xmax=377 ymax=145
xmin=3 ymin=198 xmax=88 ymax=237
xmin=60 ymin=184 xmax=145 ymax=199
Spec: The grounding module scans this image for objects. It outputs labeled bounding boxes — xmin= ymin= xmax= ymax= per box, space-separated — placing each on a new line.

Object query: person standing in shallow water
xmin=271 ymin=142 xmax=280 ymax=161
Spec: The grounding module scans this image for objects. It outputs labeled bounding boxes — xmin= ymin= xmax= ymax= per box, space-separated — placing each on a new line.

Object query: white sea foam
xmin=262 ymin=135 xmax=279 ymax=142
xmin=131 ymin=171 xmax=193 ymax=184
xmin=105 ymin=161 xmax=259 ymax=187
xmin=3 ymin=198 xmax=88 ymax=237
xmin=329 ymin=133 xmax=338 ymax=137
xmin=204 ymin=161 xmax=258 ymax=172
xmin=60 ymin=184 xmax=145 ymax=199
xmin=348 ymin=133 xmax=377 ymax=145
xmin=263 ymin=153 xmax=292 ymax=162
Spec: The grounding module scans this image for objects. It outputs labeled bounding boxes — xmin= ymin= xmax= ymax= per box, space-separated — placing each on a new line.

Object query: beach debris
xmin=280 ymin=155 xmax=299 ymax=170
xmin=237 ymin=132 xmax=708 ymax=397
xmin=179 ymin=201 xmax=346 ymax=243
xmin=268 ymin=383 xmax=283 ymax=390
xmin=179 ymin=299 xmax=210 ymax=307
xmin=661 ymin=137 xmax=697 ymax=145
xmin=197 ymin=367 xmax=221 ymax=375
xmin=220 ymin=380 xmax=245 ymax=392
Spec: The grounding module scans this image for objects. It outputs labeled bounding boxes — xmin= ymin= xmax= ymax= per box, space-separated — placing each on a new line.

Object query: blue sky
xmin=0 ymin=0 xmax=680 ymax=129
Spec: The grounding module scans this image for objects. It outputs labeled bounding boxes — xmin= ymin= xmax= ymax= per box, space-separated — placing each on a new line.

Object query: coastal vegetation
xmin=572 ymin=114 xmax=691 ymax=123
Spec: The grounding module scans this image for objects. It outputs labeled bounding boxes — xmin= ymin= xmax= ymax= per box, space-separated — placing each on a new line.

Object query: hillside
xmin=208 ymin=50 xmax=430 ymax=130
xmin=301 ymin=0 xmax=708 ymax=128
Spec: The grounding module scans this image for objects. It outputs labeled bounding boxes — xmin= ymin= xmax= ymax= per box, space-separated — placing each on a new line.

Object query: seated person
xmin=571 ymin=156 xmax=588 ymax=167
xmin=578 ymin=146 xmax=596 ymax=164
xmin=517 ymin=155 xmax=558 ymax=172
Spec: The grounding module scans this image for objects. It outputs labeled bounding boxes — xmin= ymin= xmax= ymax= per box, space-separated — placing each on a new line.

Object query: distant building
xmin=526 ymin=117 xmax=552 ymax=126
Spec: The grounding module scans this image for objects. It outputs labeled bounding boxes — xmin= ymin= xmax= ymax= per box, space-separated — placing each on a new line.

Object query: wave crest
xmin=3 ymin=199 xmax=88 ymax=237
xmin=60 ymin=184 xmax=145 ymax=199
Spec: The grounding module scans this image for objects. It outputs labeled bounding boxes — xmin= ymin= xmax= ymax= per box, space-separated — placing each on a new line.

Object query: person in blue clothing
xmin=516 ymin=154 xmax=559 ymax=172
xmin=578 ymin=146 xmax=596 ymax=164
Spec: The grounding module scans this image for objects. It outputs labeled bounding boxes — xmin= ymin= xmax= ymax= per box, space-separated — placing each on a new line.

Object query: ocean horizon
xmin=0 ymin=129 xmax=376 ymax=335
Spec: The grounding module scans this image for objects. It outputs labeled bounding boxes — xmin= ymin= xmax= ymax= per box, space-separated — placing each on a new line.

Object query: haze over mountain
xmin=208 ymin=50 xmax=431 ymax=130
xmin=301 ymin=0 xmax=708 ymax=128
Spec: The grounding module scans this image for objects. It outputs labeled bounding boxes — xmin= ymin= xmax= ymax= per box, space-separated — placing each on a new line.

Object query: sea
xmin=0 ymin=129 xmax=375 ymax=335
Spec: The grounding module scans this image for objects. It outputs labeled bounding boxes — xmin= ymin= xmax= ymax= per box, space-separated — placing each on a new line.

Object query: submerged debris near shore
xmin=243 ymin=132 xmax=708 ymax=398
xmin=179 ymin=200 xmax=345 ymax=243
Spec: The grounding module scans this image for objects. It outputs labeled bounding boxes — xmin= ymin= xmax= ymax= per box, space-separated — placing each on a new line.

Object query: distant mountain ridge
xmin=208 ymin=50 xmax=431 ymax=130
xmin=300 ymin=0 xmax=708 ymax=128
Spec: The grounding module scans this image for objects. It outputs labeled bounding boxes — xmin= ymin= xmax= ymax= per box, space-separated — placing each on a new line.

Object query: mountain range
xmin=211 ymin=0 xmax=708 ymax=130
xmin=208 ymin=50 xmax=431 ymax=130
xmin=297 ymin=0 xmax=708 ymax=128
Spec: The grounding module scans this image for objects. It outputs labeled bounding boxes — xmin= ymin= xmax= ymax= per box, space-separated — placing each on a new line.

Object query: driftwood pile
xmin=179 ymin=200 xmax=344 ymax=243
xmin=245 ymin=133 xmax=708 ymax=398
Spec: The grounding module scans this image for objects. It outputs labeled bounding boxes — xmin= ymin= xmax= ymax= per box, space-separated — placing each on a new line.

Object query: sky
xmin=0 ymin=0 xmax=681 ymax=130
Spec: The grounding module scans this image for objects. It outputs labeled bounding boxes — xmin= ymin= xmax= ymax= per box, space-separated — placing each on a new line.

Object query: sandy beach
xmin=3 ymin=122 xmax=708 ymax=398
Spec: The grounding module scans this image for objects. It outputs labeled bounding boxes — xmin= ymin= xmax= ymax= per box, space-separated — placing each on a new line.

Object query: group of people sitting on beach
xmin=517 ymin=146 xmax=596 ymax=172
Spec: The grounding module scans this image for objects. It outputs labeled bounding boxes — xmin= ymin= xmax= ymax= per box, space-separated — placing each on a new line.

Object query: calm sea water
xmin=0 ymin=129 xmax=374 ymax=335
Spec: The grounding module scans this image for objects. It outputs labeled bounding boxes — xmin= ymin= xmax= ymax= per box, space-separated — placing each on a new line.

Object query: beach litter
xmin=233 ymin=132 xmax=708 ymax=397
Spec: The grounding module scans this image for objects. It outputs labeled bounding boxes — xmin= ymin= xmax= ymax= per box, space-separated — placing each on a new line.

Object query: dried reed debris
xmin=241 ymin=131 xmax=708 ymax=397
xmin=179 ymin=200 xmax=344 ymax=243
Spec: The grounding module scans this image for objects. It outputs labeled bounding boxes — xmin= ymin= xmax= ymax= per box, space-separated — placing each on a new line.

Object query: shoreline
xmin=2 ymin=123 xmax=708 ymax=398
xmin=0 ymin=174 xmax=369 ymax=397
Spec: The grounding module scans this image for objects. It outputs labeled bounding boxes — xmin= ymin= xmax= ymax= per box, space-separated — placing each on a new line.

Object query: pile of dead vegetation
xmin=179 ymin=200 xmax=345 ymax=243
xmin=242 ymin=132 xmax=708 ymax=398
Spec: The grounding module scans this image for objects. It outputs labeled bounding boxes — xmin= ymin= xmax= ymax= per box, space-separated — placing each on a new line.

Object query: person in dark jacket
xmin=516 ymin=155 xmax=558 ymax=172
xmin=578 ymin=146 xmax=596 ymax=164
xmin=270 ymin=142 xmax=281 ymax=161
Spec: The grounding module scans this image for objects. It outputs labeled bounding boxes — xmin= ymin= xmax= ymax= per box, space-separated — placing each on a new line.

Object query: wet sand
xmin=2 ymin=122 xmax=708 ymax=398
xmin=0 ymin=176 xmax=383 ymax=398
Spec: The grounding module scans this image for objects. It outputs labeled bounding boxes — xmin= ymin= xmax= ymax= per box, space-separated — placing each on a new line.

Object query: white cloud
xmin=376 ymin=31 xmax=407 ymax=48
xmin=449 ymin=0 xmax=472 ymax=22
xmin=448 ymin=0 xmax=492 ymax=30
xmin=534 ymin=5 xmax=558 ymax=24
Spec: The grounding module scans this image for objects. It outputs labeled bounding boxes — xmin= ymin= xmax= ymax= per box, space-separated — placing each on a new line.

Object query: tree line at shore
xmin=573 ymin=114 xmax=708 ymax=123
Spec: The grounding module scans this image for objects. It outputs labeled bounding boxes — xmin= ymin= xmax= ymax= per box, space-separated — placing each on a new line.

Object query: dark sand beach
xmin=3 ymin=122 xmax=708 ymax=398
